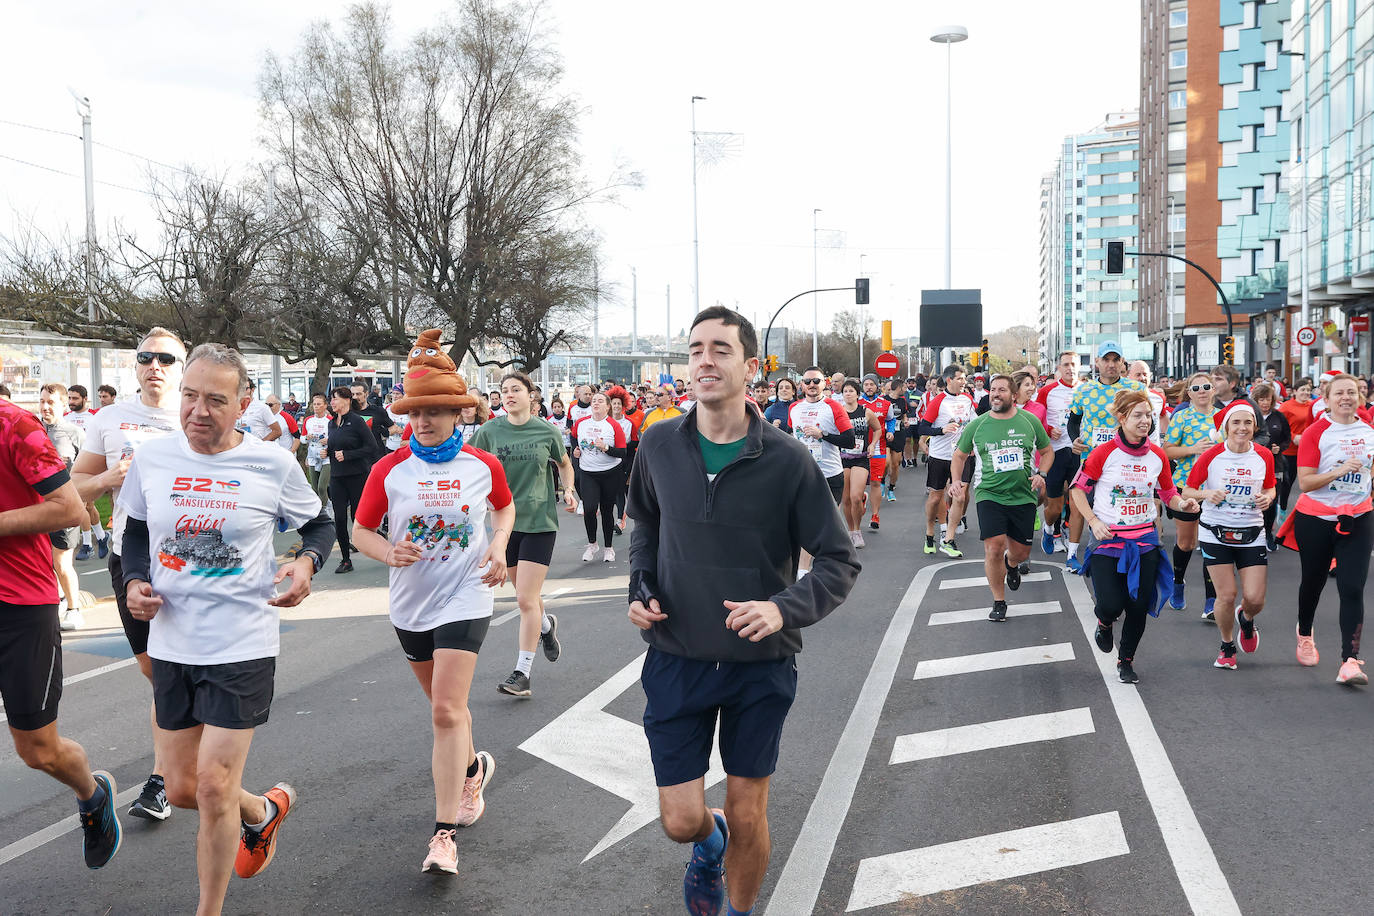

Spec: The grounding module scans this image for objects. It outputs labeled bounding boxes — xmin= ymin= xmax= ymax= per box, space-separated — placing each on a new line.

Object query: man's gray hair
xmin=185 ymin=343 xmax=250 ymax=395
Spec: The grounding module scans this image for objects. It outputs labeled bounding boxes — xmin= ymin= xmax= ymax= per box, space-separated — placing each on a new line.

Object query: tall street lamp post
xmin=930 ymin=25 xmax=968 ymax=290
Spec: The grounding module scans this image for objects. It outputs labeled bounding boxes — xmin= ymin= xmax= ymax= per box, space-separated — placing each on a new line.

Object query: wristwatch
xmin=296 ymin=548 xmax=324 ymax=574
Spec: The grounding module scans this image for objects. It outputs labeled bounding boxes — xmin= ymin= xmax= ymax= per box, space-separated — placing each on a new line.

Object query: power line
xmin=1 ymin=114 xmax=198 ymax=177
xmin=0 ymin=117 xmax=80 ymax=140
xmin=0 ymin=151 xmax=156 ymax=197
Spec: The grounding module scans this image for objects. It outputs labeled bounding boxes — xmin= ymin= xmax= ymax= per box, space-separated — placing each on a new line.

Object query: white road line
xmin=0 ymin=785 xmax=141 ymax=869
xmin=927 ymin=600 xmax=1062 ymax=626
xmin=1061 ymin=571 xmax=1241 ymax=914
xmin=938 ymin=572 xmax=1050 ymax=590
xmin=890 ymin=707 xmax=1094 ymax=764
xmin=0 ymin=658 xmax=139 ymax=726
xmin=490 ymin=586 xmax=574 ymax=627
xmin=845 ymin=812 xmax=1130 ymax=911
xmin=912 ymin=643 xmax=1075 ymax=680
xmin=764 ymin=562 xmax=944 ymax=916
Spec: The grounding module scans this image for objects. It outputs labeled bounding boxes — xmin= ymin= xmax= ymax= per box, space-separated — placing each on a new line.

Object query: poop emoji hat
xmin=390 ymin=329 xmax=479 ymax=414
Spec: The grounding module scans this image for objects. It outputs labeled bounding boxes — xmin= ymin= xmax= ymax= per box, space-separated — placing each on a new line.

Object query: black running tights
xmin=1278 ymin=455 xmax=1298 ymax=511
xmin=329 ymin=473 xmax=366 ymax=559
xmin=1090 ymin=549 xmax=1160 ymax=663
xmin=579 ymin=467 xmax=620 ymax=547
xmin=1295 ymin=512 xmax=1373 ymax=660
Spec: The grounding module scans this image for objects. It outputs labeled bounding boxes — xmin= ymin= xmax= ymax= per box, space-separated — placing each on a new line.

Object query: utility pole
xmin=665 ymin=284 xmax=671 ymax=381
xmin=72 ymin=91 xmax=100 ymax=388
xmin=631 ymin=266 xmax=638 ymax=367
xmin=592 ymin=260 xmax=600 ymax=385
xmin=812 ymin=208 xmax=822 ymax=366
xmin=691 ymin=96 xmax=705 ymax=313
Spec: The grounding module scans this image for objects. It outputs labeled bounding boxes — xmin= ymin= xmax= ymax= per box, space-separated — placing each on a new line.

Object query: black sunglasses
xmin=136 ymin=351 xmax=179 ymax=367
xmin=801 ymin=378 xmax=822 ymax=384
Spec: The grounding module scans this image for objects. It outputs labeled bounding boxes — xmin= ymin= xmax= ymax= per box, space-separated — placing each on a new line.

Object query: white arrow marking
xmin=518 ymin=651 xmax=725 ymax=862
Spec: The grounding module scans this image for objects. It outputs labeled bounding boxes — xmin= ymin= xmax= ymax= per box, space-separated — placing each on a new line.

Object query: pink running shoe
xmin=1295 ymin=626 xmax=1319 ymax=667
xmin=456 ymin=751 xmax=495 ymax=827
xmin=1214 ymin=646 xmax=1238 ymax=670
xmin=1236 ymin=607 xmax=1259 ymax=654
xmin=1336 ymin=658 xmax=1368 ymax=686
xmin=422 ymin=829 xmax=457 ymax=875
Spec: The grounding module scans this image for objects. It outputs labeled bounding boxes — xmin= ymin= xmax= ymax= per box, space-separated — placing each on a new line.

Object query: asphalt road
xmin=2 ymin=465 xmax=1372 ymax=915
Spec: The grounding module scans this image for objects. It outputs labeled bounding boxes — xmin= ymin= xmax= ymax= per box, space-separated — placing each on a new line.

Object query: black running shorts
xmin=0 ymin=603 xmax=63 ymax=731
xmin=152 ymin=657 xmax=276 ymax=731
xmin=110 ymin=551 xmax=149 ymax=656
xmin=1045 ymin=447 xmax=1081 ymax=499
xmin=976 ymin=500 xmax=1036 ymax=546
xmin=1199 ymin=541 xmax=1267 ymax=569
xmin=505 ymin=530 xmax=556 ymax=568
xmin=394 ymin=617 xmax=492 ymax=661
xmin=826 ymin=472 xmax=844 ymax=505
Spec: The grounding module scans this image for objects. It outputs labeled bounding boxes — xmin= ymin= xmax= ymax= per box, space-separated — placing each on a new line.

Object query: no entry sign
xmin=874 ymin=352 xmax=901 ymax=378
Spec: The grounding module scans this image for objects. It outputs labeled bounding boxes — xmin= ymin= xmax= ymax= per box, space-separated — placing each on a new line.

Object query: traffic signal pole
xmin=761 ymin=285 xmax=866 ymax=380
xmin=1127 ymin=249 xmax=1235 ymax=365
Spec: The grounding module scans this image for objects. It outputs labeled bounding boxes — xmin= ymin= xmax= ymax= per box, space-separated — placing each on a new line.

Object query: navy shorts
xmin=640 ymin=647 xmax=798 ymax=787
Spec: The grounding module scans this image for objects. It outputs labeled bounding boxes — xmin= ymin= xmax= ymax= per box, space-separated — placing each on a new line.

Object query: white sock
xmin=540 ymin=615 xmax=552 ymax=635
xmin=1068 ymin=541 xmax=1079 ymax=557
xmin=81 ymin=530 xmax=93 ymax=547
xmin=516 ymin=650 xmax=535 ymax=676
xmin=247 ymin=797 xmax=277 ymax=832
xmin=797 ymin=567 xmax=810 ymax=580
xmin=94 ymin=521 xmax=105 ymax=537
xmin=940 ymin=523 xmax=948 ymax=538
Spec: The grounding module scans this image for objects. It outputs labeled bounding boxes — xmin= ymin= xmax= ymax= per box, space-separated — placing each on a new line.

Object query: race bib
xmin=1115 ymin=494 xmax=1154 ymax=521
xmin=1222 ymin=478 xmax=1256 ymax=507
xmin=1091 ymin=426 xmax=1115 ymax=447
xmin=990 ymin=446 xmax=1025 ymax=473
xmin=1331 ymin=468 xmax=1368 ymax=496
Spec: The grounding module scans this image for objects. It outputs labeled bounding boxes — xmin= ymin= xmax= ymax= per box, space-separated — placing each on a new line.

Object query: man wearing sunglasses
xmin=71 ymin=327 xmax=187 ymax=825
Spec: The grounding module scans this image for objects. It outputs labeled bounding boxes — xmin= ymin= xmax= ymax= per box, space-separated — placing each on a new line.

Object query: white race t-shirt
xmin=789 ymin=397 xmax=853 ymax=479
xmin=118 ymin=434 xmax=323 ymax=665
xmin=1187 ymin=443 xmax=1276 ymax=544
xmin=302 ymin=415 xmax=330 ymax=469
xmin=355 ymin=445 xmax=513 ymax=631
xmin=65 ymin=408 xmax=97 ymax=431
xmin=920 ymin=391 xmax=978 ymax=460
xmin=237 ymin=399 xmax=284 ymax=440
xmin=1297 ymin=416 xmax=1374 ymax=518
xmin=1035 ymin=380 xmax=1078 ymax=451
xmin=78 ymin=398 xmax=180 ymax=553
xmin=572 ymin=416 xmax=626 ymax=472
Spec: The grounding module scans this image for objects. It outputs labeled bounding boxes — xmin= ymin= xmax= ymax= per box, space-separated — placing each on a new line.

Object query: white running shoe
xmin=576 ymin=501 xmax=584 ymax=515
xmin=603 ymin=547 xmax=616 ymax=563
xmin=581 ymin=543 xmax=598 ymax=562
xmin=59 ymin=608 xmax=83 ymax=631
xmin=854 ymin=531 xmax=865 ymax=549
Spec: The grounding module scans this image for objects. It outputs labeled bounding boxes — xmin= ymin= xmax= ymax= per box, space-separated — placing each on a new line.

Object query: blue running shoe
xmin=96 ymin=535 xmax=110 ymax=560
xmin=1169 ymin=582 xmax=1185 ymax=611
xmin=75 ymin=543 xmax=93 ymax=561
xmin=81 ymin=771 xmax=121 ymax=869
xmin=1066 ymin=554 xmax=1083 ymax=575
xmin=1202 ymin=597 xmax=1216 ymax=622
xmin=1041 ymin=527 xmax=1056 ymax=557
xmin=684 ymin=810 xmax=728 ymax=916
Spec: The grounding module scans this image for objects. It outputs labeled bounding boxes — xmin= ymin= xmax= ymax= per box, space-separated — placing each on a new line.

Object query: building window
xmin=1168 ymin=127 xmax=1187 ymax=151
xmin=1170 ymin=49 xmax=1187 ymax=68
xmin=1170 ymin=8 xmax=1187 ymax=27
xmin=1169 ymin=90 xmax=1187 ymax=109
xmin=1168 ymin=171 xmax=1186 ymax=192
xmin=1169 ymin=214 xmax=1186 ymax=232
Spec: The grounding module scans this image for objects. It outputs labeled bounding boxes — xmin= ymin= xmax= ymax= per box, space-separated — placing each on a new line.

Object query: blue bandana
xmin=410 ymin=430 xmax=463 ymax=464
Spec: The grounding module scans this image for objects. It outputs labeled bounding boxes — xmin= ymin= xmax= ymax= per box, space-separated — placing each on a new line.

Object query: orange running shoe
xmin=1336 ymin=657 xmax=1368 ymax=686
xmin=1295 ymin=626 xmax=1320 ymax=667
xmin=235 ymin=783 xmax=296 ymax=879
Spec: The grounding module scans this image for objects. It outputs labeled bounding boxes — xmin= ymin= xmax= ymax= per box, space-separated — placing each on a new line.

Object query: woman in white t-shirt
xmin=571 ymin=392 xmax=627 ymax=562
xmin=350 ymin=330 xmax=516 ymax=876
xmin=1182 ymin=402 xmax=1276 ymax=671
xmin=301 ymin=394 xmax=332 ymax=507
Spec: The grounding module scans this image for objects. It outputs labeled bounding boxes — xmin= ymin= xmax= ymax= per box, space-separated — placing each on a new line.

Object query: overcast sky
xmin=2 ymin=0 xmax=1139 ymax=351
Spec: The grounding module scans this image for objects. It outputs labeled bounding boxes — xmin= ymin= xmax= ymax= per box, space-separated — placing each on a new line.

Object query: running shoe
xmin=128 ymin=774 xmax=170 ymax=822
xmin=1295 ymin=626 xmax=1320 ymax=667
xmin=603 ymin=547 xmax=616 ymax=563
xmin=938 ymin=540 xmax=962 ymax=558
xmin=1201 ymin=597 xmax=1216 ymax=622
xmin=854 ymin=531 xmax=866 ymax=549
xmin=1040 ymin=527 xmax=1056 ymax=557
xmin=1236 ymin=607 xmax=1258 ymax=654
xmin=81 ymin=771 xmax=121 ymax=869
xmin=96 ymin=534 xmax=110 ymax=559
xmin=1094 ymin=623 xmax=1113 ymax=653
xmin=683 ymin=809 xmax=728 ymax=916
xmin=581 ymin=544 xmax=598 ymax=562
xmin=59 ymin=608 xmax=84 ymax=631
xmin=988 ymin=601 xmax=1007 ymax=622
xmin=422 ymin=828 xmax=458 ymax=875
xmin=1266 ymin=532 xmax=1278 ymax=552
xmin=456 ymin=751 xmax=495 ymax=827
xmin=576 ymin=501 xmax=584 ymax=515
xmin=1065 ymin=554 xmax=1083 ymax=575
xmin=334 ymin=558 xmax=353 ymax=574
xmin=885 ymin=487 xmax=896 ymax=503
xmin=957 ymin=517 xmax=968 ymax=535
xmin=497 ymin=671 xmax=532 ymax=697
xmin=1214 ymin=644 xmax=1238 ymax=670
xmin=880 ymin=482 xmax=889 ymax=501
xmin=235 ymin=783 xmax=296 ymax=879
xmin=1336 ymin=657 xmax=1368 ymax=686
xmin=1117 ymin=659 xmax=1140 ymax=683
xmin=1169 ymin=582 xmax=1186 ymax=611
xmin=1005 ymin=561 xmax=1022 ymax=591
xmin=75 ymin=542 xmax=93 ymax=561
xmin=923 ymin=535 xmax=936 ymax=555
xmin=540 ymin=614 xmax=561 ymax=662
xmin=869 ymin=513 xmax=880 ymax=530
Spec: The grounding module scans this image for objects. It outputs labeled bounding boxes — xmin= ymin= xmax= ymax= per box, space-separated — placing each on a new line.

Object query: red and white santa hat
xmin=1214 ymin=400 xmax=1256 ymax=431
xmin=1320 ymin=370 xmax=1338 ymax=384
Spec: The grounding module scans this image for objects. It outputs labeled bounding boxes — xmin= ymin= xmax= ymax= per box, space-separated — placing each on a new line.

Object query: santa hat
xmin=390 ymin=329 xmax=479 ymax=414
xmin=1320 ymin=371 xmax=1338 ymax=383
xmin=1214 ymin=400 xmax=1256 ymax=431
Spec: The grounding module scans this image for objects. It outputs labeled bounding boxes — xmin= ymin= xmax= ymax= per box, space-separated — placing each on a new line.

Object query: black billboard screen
xmin=919 ymin=302 xmax=983 ymax=348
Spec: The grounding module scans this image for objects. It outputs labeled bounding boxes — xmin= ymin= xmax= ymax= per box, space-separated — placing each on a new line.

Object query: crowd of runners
xmin=3 ymin=311 xmax=1373 ymax=915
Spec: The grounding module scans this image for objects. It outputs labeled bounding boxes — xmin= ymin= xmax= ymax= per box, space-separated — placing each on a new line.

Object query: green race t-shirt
xmin=955 ymin=409 xmax=1049 ymax=506
xmin=698 ymin=432 xmax=746 ymax=478
xmin=469 ymin=416 xmax=567 ymax=533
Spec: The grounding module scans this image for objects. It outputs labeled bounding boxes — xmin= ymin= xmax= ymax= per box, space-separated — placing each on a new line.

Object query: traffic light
xmin=764 ymin=354 xmax=779 ymax=373
xmin=968 ymin=350 xmax=980 ymax=368
xmin=1106 ymin=241 xmax=1124 ymax=275
xmin=1222 ymin=336 xmax=1235 ymax=366
xmin=855 ymin=278 xmax=870 ymax=305
xmin=981 ymin=338 xmax=990 ymax=369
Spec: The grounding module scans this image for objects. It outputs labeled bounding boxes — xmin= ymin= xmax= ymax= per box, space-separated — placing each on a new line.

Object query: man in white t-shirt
xmin=120 ymin=343 xmax=332 ymax=915
xmin=64 ymin=384 xmax=109 ymax=560
xmin=264 ymin=395 xmax=299 ymax=454
xmin=71 ymin=327 xmax=185 ymax=822
xmin=236 ymin=380 xmax=284 ymax=442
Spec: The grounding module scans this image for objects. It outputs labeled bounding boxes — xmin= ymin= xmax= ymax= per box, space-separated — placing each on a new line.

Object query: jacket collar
xmin=675 ymin=401 xmax=765 ymax=458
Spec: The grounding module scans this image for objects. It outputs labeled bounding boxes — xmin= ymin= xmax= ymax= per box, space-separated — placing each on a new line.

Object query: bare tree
xmin=476 ymin=227 xmax=593 ymax=369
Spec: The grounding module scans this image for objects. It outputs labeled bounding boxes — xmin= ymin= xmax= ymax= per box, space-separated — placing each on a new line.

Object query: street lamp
xmin=1280 ymin=48 xmax=1311 ymax=380
xmin=691 ymin=95 xmax=705 ymax=314
xmin=858 ymin=253 xmax=867 ymax=377
xmin=930 ymin=25 xmax=968 ymax=289
xmin=813 ymin=207 xmax=822 ymax=365
xmin=68 ymin=87 xmax=101 ymax=389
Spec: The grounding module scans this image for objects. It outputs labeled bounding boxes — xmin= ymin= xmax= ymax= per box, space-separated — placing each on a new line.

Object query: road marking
xmin=765 ymin=561 xmax=943 ymax=915
xmin=890 ymin=707 xmax=1095 ymax=764
xmin=927 ymin=600 xmax=1062 ymax=626
xmin=1061 ymin=571 xmax=1240 ymax=914
xmin=938 ymin=572 xmax=1050 ymax=590
xmin=0 ymin=658 xmax=139 ymax=726
xmin=491 ymin=586 xmax=573 ymax=627
xmin=912 ymin=643 xmax=1075 ymax=680
xmin=0 ymin=785 xmax=140 ymax=869
xmin=845 ymin=812 xmax=1130 ymax=911
xmin=518 ymin=651 xmax=724 ymax=863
